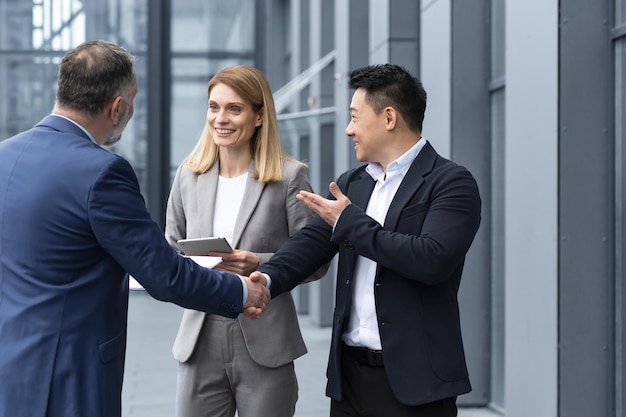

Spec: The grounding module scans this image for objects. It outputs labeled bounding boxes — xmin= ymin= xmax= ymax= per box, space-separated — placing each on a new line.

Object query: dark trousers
xmin=330 ymin=345 xmax=457 ymax=417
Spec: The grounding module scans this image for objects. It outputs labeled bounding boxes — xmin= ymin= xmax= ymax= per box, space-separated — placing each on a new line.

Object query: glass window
xmin=169 ymin=0 xmax=255 ymax=180
xmin=0 ymin=0 xmax=149 ymax=190
xmin=171 ymin=0 xmax=255 ymax=53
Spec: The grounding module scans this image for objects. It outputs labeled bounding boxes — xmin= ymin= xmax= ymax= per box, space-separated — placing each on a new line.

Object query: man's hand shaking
xmin=242 ymin=274 xmax=269 ymax=320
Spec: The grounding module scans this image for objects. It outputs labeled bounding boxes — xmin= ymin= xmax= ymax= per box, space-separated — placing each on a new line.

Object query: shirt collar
xmin=366 ymin=138 xmax=428 ymax=181
xmin=51 ymin=114 xmax=98 ymax=145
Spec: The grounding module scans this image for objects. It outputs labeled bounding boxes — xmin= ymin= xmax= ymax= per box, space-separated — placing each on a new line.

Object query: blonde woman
xmin=166 ymin=65 xmax=325 ymax=417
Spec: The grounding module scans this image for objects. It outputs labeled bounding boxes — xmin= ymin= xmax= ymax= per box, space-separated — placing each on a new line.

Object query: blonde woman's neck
xmin=218 ymin=148 xmax=252 ymax=178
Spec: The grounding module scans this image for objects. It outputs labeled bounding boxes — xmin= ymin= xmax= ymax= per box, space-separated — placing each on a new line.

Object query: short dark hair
xmin=56 ymin=40 xmax=135 ymax=117
xmin=349 ymin=64 xmax=427 ymax=132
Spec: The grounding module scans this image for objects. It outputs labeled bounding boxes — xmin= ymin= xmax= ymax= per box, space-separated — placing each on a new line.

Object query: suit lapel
xmin=383 ymin=141 xmax=437 ymax=230
xmin=346 ymin=170 xmax=376 ymax=210
xmin=232 ymin=162 xmax=265 ymax=248
xmin=342 ymin=171 xmax=376 ymax=269
xmin=196 ymin=164 xmax=220 ymax=238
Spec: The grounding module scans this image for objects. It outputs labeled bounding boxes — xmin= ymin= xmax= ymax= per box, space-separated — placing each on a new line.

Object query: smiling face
xmin=207 ymin=82 xmax=263 ymax=151
xmin=345 ymin=87 xmax=390 ymax=165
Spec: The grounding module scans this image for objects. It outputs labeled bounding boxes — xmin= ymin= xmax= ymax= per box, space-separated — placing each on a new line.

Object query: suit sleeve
xmin=253 ymin=163 xmax=313 ymax=266
xmin=332 ymin=163 xmax=481 ymax=285
xmin=258 ymin=170 xmax=354 ymax=297
xmin=88 ymin=156 xmax=244 ymax=317
xmin=285 ymin=164 xmax=314 ymax=236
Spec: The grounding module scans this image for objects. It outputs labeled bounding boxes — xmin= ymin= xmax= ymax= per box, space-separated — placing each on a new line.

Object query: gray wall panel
xmin=559 ymin=0 xmax=614 ymax=416
xmin=451 ymin=0 xmax=491 ymax=407
xmin=504 ymin=1 xmax=558 ymax=415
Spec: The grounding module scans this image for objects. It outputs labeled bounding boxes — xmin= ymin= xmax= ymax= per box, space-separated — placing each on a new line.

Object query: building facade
xmin=0 ymin=0 xmax=624 ymax=415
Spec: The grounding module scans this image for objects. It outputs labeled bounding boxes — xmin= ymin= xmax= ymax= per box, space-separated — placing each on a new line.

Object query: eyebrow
xmin=208 ymin=99 xmax=246 ymax=107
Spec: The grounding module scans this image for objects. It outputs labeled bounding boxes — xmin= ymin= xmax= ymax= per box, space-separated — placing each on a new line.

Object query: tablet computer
xmin=176 ymin=237 xmax=233 ymax=255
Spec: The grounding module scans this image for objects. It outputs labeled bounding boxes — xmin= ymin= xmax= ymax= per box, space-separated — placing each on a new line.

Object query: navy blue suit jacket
xmin=0 ymin=115 xmax=244 ymax=417
xmin=259 ymin=141 xmax=481 ymax=406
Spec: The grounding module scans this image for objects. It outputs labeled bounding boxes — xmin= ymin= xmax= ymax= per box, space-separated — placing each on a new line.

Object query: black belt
xmin=342 ymin=343 xmax=384 ymax=367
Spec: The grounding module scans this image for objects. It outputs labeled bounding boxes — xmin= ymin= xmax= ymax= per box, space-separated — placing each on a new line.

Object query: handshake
xmin=241 ymin=271 xmax=270 ymax=320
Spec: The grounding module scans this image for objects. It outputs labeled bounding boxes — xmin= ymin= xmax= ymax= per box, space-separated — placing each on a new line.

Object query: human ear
xmin=255 ymin=107 xmax=264 ymax=127
xmin=385 ymin=107 xmax=397 ymax=130
xmin=110 ymin=96 xmax=124 ymax=124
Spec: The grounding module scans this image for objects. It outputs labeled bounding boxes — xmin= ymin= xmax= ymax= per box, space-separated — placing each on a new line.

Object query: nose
xmin=345 ymin=121 xmax=354 ymax=136
xmin=215 ymin=109 xmax=229 ymax=124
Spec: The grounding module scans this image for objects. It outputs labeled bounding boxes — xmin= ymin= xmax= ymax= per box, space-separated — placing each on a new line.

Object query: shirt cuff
xmin=332 ymin=210 xmax=343 ymax=231
xmin=238 ymin=275 xmax=248 ymax=306
xmin=262 ymin=273 xmax=272 ymax=289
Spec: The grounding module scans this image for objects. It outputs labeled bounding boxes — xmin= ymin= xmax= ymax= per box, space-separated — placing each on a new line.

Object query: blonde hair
xmin=185 ymin=65 xmax=302 ymax=182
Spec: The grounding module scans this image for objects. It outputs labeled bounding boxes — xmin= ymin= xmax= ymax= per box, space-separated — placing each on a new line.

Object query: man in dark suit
xmin=251 ymin=64 xmax=481 ymax=417
xmin=0 ymin=40 xmax=269 ymax=417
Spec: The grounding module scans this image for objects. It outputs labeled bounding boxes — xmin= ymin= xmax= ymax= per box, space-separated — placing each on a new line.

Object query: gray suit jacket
xmin=167 ymin=159 xmax=321 ymax=367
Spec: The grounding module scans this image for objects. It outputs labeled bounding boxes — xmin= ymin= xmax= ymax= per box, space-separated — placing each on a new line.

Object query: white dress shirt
xmin=213 ymin=172 xmax=248 ymax=305
xmin=342 ymin=138 xmax=427 ymax=350
xmin=213 ymin=172 xmax=248 ymax=243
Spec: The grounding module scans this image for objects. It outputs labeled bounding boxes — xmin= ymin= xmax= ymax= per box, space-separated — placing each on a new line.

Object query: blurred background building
xmin=0 ymin=0 xmax=623 ymax=416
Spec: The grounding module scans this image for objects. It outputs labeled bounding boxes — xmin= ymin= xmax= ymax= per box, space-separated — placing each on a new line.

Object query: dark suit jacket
xmin=0 ymin=115 xmax=245 ymax=417
xmin=259 ymin=141 xmax=481 ymax=406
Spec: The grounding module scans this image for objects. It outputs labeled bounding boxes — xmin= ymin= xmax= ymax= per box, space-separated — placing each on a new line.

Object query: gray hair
xmin=56 ymin=40 xmax=135 ymax=117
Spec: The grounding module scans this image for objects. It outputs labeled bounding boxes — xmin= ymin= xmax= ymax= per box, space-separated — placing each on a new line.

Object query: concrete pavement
xmin=122 ymin=291 xmax=331 ymax=417
xmin=122 ymin=291 xmax=483 ymax=417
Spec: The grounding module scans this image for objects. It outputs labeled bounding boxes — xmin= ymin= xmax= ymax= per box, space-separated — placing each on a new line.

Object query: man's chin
xmin=104 ymin=135 xmax=122 ymax=147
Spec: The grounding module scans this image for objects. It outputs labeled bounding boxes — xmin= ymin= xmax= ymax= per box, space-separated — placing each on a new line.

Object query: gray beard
xmin=104 ymin=110 xmax=130 ymax=146
xmin=103 ymin=133 xmax=122 ymax=146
